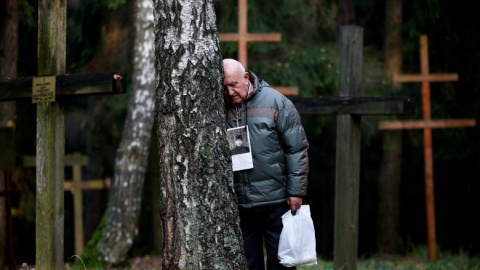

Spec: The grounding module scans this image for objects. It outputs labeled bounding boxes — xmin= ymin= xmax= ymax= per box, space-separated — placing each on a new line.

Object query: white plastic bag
xmin=278 ymin=205 xmax=317 ymax=267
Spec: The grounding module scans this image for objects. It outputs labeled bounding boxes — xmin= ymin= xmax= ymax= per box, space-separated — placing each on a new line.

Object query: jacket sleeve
xmin=276 ymin=96 xmax=309 ymax=197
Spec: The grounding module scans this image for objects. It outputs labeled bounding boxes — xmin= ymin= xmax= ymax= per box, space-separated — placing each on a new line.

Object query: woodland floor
xmin=123 ymin=253 xmax=480 ymax=270
xmin=58 ymin=247 xmax=480 ymax=269
xmin=125 ymin=248 xmax=480 ymax=270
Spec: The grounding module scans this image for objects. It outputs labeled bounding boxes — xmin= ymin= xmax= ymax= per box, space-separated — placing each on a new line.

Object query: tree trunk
xmin=0 ymin=0 xmax=18 ymax=267
xmin=339 ymin=0 xmax=356 ymax=25
xmin=0 ymin=0 xmax=18 ymax=79
xmin=377 ymin=0 xmax=403 ymax=255
xmin=0 ymin=0 xmax=17 ymax=120
xmin=153 ymin=1 xmax=246 ymax=269
xmin=95 ymin=0 xmax=156 ymax=265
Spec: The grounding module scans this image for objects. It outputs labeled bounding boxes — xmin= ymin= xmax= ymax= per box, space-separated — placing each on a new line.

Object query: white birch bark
xmin=153 ymin=0 xmax=246 ymax=269
xmin=96 ymin=0 xmax=156 ymax=264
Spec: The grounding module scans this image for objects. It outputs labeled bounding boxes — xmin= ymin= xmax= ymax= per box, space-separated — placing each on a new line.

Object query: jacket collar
xmin=246 ymin=70 xmax=261 ymax=101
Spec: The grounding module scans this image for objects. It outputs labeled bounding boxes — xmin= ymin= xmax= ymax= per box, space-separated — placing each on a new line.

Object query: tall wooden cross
xmin=219 ymin=0 xmax=298 ymax=96
xmin=379 ymin=35 xmax=476 ymax=261
xmin=0 ymin=0 xmax=125 ymax=267
xmin=289 ymin=26 xmax=413 ymax=270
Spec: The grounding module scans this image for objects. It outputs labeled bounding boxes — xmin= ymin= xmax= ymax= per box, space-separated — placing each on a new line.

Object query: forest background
xmin=2 ymin=0 xmax=480 ymax=265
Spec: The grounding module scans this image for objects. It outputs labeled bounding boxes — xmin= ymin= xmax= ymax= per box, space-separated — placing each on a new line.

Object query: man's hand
xmin=287 ymin=196 xmax=302 ymax=212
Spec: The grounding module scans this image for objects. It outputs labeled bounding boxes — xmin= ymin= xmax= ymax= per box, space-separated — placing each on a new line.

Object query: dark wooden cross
xmin=218 ymin=0 xmax=298 ymax=96
xmin=378 ymin=35 xmax=476 ymax=261
xmin=288 ymin=26 xmax=413 ymax=270
xmin=0 ymin=0 xmax=125 ymax=267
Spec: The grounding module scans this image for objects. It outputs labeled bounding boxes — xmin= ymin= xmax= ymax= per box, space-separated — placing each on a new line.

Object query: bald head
xmin=223 ymin=58 xmax=250 ymax=105
xmin=223 ymin=58 xmax=245 ymax=77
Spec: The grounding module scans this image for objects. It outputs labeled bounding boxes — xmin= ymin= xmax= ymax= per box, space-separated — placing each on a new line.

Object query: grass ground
xmin=299 ymin=247 xmax=480 ymax=270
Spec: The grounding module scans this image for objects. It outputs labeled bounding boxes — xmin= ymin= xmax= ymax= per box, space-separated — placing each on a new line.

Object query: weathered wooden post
xmin=334 ymin=25 xmax=363 ymax=270
xmin=36 ymin=0 xmax=66 ymax=268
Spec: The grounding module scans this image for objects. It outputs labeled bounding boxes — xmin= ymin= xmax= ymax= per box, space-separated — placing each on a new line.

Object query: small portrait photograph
xmin=227 ymin=126 xmax=250 ymax=155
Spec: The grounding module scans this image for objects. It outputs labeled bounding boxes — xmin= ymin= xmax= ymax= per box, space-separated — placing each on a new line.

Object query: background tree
xmin=94 ymin=0 xmax=156 ymax=265
xmin=67 ymin=0 xmax=133 ymax=253
xmin=0 ymin=0 xmax=18 ymax=267
xmin=76 ymin=0 xmax=157 ymax=266
xmin=377 ymin=0 xmax=404 ymax=255
xmin=153 ymin=0 xmax=246 ymax=268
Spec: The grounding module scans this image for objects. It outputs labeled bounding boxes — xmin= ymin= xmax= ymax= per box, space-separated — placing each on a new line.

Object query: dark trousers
xmin=239 ymin=204 xmax=296 ymax=270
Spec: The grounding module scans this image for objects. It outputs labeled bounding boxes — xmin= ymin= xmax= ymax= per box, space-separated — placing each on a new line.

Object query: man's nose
xmin=225 ymin=87 xmax=234 ymax=96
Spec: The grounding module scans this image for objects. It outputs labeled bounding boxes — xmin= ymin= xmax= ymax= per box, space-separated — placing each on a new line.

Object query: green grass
xmin=299 ymin=247 xmax=480 ymax=270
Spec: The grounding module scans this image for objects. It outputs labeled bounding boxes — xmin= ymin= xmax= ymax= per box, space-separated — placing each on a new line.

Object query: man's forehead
xmin=225 ymin=77 xmax=239 ymax=84
xmin=224 ymin=70 xmax=241 ymax=83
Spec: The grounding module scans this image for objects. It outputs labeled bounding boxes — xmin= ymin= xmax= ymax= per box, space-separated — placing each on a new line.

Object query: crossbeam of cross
xmin=0 ymin=72 xmax=125 ymax=101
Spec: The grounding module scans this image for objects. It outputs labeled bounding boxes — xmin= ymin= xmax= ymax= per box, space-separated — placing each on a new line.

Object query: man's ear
xmin=244 ymin=72 xmax=249 ymax=84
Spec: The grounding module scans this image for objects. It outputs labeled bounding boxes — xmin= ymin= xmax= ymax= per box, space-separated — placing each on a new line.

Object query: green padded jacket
xmin=226 ymin=71 xmax=309 ymax=208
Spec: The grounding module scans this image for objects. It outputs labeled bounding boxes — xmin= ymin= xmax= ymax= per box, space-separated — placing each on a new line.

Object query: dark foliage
xmin=10 ymin=0 xmax=480 ymax=263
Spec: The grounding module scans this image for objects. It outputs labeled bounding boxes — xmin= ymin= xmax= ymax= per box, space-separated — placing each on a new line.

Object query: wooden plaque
xmin=32 ymin=76 xmax=56 ymax=103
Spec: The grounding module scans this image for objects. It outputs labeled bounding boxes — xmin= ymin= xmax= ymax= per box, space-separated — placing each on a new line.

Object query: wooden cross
xmin=22 ymin=153 xmax=111 ymax=256
xmin=219 ymin=0 xmax=281 ymax=68
xmin=0 ymin=0 xmax=125 ymax=267
xmin=288 ymin=26 xmax=413 ymax=269
xmin=379 ymin=35 xmax=476 ymax=261
xmin=0 ymin=76 xmax=123 ymax=266
xmin=219 ymin=0 xmax=298 ymax=96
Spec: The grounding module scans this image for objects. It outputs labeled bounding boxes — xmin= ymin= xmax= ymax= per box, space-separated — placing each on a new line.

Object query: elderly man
xmin=223 ymin=58 xmax=309 ymax=270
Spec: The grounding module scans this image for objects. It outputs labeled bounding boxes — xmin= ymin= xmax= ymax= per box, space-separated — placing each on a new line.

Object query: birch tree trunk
xmin=0 ymin=0 xmax=18 ymax=266
xmin=153 ymin=1 xmax=246 ymax=269
xmin=95 ymin=0 xmax=156 ymax=264
xmin=377 ymin=0 xmax=404 ymax=255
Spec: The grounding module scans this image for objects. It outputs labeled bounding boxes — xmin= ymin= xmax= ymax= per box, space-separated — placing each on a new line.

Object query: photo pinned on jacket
xmin=227 ymin=125 xmax=254 ymax=171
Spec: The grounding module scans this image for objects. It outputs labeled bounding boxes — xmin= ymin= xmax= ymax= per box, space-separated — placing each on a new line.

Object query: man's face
xmin=223 ymin=68 xmax=249 ymax=105
xmin=235 ymin=139 xmax=243 ymax=147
